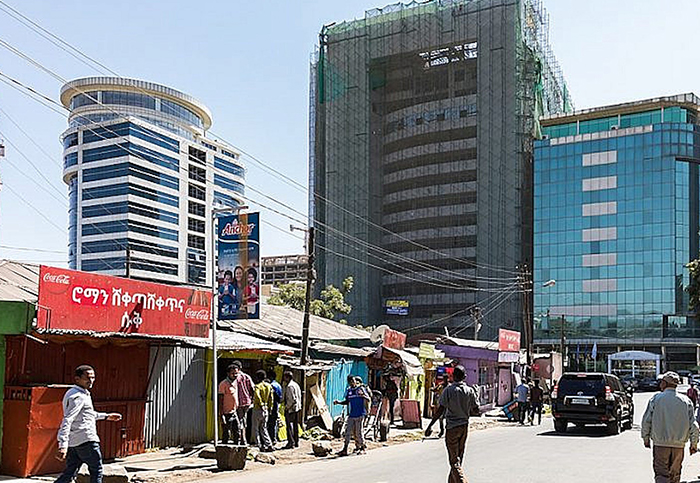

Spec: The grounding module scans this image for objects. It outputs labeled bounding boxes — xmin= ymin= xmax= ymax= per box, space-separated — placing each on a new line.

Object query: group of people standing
xmin=514 ymin=378 xmax=544 ymax=425
xmin=217 ymin=361 xmax=302 ymax=451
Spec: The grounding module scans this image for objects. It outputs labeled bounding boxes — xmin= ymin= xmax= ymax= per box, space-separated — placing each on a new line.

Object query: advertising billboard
xmin=37 ymin=266 xmax=211 ymax=337
xmin=385 ymin=299 xmax=409 ymax=316
xmin=216 ymin=212 xmax=260 ymax=320
xmin=498 ymin=328 xmax=521 ymax=352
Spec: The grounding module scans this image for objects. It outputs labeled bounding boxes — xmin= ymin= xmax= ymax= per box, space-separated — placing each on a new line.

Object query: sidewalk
xmin=0 ymin=417 xmax=507 ymax=483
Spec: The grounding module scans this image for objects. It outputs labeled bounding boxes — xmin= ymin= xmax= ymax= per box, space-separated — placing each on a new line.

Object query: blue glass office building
xmin=61 ymin=77 xmax=245 ymax=285
xmin=533 ymin=94 xmax=700 ymax=369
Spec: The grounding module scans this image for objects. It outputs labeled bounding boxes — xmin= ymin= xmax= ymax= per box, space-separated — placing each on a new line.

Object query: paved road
xmin=201 ymin=393 xmax=700 ymax=483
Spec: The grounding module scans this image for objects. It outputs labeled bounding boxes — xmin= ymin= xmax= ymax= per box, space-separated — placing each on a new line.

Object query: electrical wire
xmin=0 ymin=7 xmax=521 ymax=276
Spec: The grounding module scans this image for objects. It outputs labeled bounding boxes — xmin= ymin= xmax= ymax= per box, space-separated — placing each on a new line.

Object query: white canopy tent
xmin=607 ymin=350 xmax=661 ymax=377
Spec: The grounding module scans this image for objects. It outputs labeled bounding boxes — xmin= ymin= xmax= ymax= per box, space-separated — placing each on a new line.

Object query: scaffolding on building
xmin=310 ymin=0 xmax=573 ymax=336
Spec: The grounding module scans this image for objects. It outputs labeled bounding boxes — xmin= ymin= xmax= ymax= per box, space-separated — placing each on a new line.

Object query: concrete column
xmin=661 ymin=346 xmax=666 ymax=373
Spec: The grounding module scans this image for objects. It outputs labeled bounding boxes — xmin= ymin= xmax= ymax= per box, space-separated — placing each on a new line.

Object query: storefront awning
xmin=381 ymin=345 xmax=424 ymax=377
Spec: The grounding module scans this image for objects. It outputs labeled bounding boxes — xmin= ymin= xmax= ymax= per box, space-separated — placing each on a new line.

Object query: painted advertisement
xmin=498 ymin=329 xmax=521 ymax=352
xmin=37 ymin=266 xmax=211 ymax=337
xmin=217 ymin=212 xmax=260 ymax=320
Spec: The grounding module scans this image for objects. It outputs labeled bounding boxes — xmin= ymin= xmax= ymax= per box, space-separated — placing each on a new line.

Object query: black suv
xmin=552 ymin=372 xmax=634 ymax=435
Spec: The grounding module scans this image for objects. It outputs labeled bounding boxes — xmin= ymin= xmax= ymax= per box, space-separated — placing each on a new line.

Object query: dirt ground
xmin=127 ymin=417 xmax=515 ymax=483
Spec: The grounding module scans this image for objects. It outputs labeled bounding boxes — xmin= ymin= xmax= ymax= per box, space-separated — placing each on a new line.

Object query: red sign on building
xmin=498 ymin=329 xmax=521 ymax=352
xmin=382 ymin=328 xmax=407 ymax=351
xmin=37 ymin=266 xmax=211 ymax=338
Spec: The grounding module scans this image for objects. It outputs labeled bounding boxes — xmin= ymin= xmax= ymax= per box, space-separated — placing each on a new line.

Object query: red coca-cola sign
xmin=37 ymin=266 xmax=211 ymax=338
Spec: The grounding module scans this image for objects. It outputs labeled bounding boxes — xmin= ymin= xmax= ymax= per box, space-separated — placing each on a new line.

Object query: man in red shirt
xmin=231 ymin=360 xmax=254 ymax=445
xmin=218 ymin=364 xmax=239 ymax=444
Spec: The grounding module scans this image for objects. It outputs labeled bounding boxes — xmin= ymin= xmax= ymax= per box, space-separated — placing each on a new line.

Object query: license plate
xmin=571 ymin=398 xmax=590 ymax=405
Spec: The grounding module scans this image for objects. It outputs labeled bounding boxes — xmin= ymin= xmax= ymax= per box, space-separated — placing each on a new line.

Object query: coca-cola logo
xmin=43 ymin=273 xmax=71 ymax=285
xmin=221 ymin=219 xmax=255 ymax=237
xmin=185 ymin=308 xmax=210 ymax=321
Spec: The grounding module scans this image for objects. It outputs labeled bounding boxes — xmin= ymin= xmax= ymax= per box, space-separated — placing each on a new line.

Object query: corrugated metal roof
xmin=0 ymin=260 xmax=39 ymax=302
xmin=441 ymin=336 xmax=499 ymax=351
xmin=33 ymin=327 xmax=295 ymax=353
xmin=223 ymin=304 xmax=371 ymax=342
xmin=311 ymin=342 xmax=373 ymax=358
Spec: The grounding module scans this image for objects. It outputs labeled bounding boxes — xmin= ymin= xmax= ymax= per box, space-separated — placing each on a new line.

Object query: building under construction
xmin=310 ymin=0 xmax=573 ymax=337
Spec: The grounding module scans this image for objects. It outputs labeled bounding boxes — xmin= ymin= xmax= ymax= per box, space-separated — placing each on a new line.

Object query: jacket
xmin=641 ymin=388 xmax=700 ymax=449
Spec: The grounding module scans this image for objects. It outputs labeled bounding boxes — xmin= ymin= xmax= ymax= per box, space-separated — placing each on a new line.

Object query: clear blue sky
xmin=0 ymin=0 xmax=698 ymax=266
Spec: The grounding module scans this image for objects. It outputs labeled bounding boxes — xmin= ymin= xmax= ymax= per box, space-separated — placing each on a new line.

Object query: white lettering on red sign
xmin=121 ymin=311 xmax=143 ymax=330
xmin=43 ymin=273 xmax=71 ymax=284
xmin=221 ymin=219 xmax=255 ymax=237
xmin=185 ymin=308 xmax=210 ymax=321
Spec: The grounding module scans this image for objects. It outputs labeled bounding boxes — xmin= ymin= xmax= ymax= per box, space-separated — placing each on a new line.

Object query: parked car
xmin=551 ymin=372 xmax=634 ymax=435
xmin=620 ymin=375 xmax=639 ymax=391
xmin=637 ymin=377 xmax=661 ymax=392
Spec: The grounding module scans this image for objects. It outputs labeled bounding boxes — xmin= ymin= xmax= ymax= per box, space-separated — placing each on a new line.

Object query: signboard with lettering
xmin=385 ymin=300 xmax=409 ymax=316
xmin=37 ymin=266 xmax=211 ymax=337
xmin=498 ymin=329 xmax=521 ymax=352
xmin=217 ymin=212 xmax=260 ymax=320
xmin=382 ymin=327 xmax=407 ymax=350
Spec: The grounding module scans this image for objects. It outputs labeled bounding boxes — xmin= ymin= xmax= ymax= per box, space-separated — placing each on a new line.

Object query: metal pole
xmin=560 ymin=316 xmax=566 ymax=369
xmin=300 ymin=227 xmax=315 ymax=365
xmin=211 ymin=212 xmax=219 ymax=446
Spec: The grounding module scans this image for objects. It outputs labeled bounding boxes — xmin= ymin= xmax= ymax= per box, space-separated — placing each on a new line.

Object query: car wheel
xmin=554 ymin=419 xmax=567 ymax=433
xmin=607 ymin=416 xmax=621 ymax=435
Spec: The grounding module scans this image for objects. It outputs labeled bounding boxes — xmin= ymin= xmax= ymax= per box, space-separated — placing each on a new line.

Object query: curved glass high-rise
xmin=61 ymin=77 xmax=245 ymax=285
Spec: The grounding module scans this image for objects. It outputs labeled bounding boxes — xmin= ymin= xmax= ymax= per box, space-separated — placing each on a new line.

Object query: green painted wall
xmin=0 ymin=301 xmax=32 ymax=461
xmin=0 ymin=301 xmax=33 ymax=335
xmin=0 ymin=335 xmax=5 ymax=461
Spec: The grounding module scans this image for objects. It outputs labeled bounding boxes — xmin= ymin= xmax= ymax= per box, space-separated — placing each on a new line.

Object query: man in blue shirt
xmin=266 ymin=369 xmax=283 ymax=445
xmin=334 ymin=375 xmax=371 ymax=456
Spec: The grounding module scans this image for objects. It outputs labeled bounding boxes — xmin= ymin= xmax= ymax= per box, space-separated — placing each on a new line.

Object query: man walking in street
xmin=642 ymin=371 xmax=699 ymax=483
xmin=529 ymin=380 xmax=544 ymax=425
xmin=251 ymin=369 xmax=274 ymax=452
xmin=55 ymin=365 xmax=122 ymax=483
xmin=515 ymin=378 xmax=530 ymax=425
xmin=425 ymin=365 xmax=480 ymax=483
xmin=333 ymin=374 xmax=370 ymax=456
xmin=231 ymin=360 xmax=254 ymax=445
xmin=266 ymin=369 xmax=283 ymax=445
xmin=281 ymin=371 xmax=302 ymax=449
xmin=218 ymin=364 xmax=239 ymax=445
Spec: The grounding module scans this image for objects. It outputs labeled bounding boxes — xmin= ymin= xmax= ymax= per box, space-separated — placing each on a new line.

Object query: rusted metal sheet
xmin=144 ymin=346 xmax=207 ymax=448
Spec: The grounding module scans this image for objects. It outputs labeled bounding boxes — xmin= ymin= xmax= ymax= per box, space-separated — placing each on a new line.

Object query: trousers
xmin=251 ymin=408 xmax=272 ymax=450
xmin=285 ymin=410 xmax=300 ymax=447
xmin=221 ymin=412 xmax=240 ymax=444
xmin=55 ymin=441 xmax=103 ymax=483
xmin=445 ymin=425 xmax=469 ymax=483
xmin=652 ymin=445 xmax=684 ymax=483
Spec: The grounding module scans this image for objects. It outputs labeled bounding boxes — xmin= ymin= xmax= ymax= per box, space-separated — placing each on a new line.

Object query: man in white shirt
xmin=281 ymin=371 xmax=302 ymax=449
xmin=55 ymin=365 xmax=122 ymax=483
xmin=515 ymin=379 xmax=530 ymax=425
xmin=642 ymin=371 xmax=699 ymax=483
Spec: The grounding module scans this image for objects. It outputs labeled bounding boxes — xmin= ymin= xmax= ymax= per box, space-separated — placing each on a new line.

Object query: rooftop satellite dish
xmin=370 ymin=324 xmax=389 ymax=344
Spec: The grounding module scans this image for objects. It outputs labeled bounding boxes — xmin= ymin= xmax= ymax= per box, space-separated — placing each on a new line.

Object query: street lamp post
xmin=210 ymin=205 xmax=246 ymax=446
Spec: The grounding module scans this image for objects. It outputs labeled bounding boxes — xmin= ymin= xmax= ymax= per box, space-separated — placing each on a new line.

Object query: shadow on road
xmin=537 ymin=426 xmax=616 ymax=438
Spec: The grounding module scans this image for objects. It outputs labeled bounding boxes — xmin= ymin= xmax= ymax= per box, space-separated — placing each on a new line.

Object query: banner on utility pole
xmin=216 ymin=212 xmax=260 ymax=320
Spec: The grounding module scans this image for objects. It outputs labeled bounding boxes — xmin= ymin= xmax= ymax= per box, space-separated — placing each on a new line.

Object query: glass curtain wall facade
xmin=61 ymin=77 xmax=245 ymax=285
xmin=311 ymin=0 xmax=572 ymax=334
xmin=534 ymin=94 xmax=700 ymax=369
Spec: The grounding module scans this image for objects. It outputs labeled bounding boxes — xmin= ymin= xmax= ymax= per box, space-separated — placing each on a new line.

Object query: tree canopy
xmin=268 ymin=276 xmax=354 ymax=322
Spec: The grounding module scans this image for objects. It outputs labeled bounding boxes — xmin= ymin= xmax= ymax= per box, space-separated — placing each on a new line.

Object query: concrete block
xmin=215 ymin=445 xmax=248 ymax=471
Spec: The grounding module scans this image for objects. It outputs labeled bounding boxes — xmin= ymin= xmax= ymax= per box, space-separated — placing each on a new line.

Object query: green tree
xmin=268 ymin=276 xmax=354 ymax=322
xmin=686 ymin=258 xmax=700 ymax=312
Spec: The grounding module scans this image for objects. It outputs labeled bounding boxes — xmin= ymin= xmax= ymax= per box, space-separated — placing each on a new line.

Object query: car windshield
xmin=559 ymin=376 xmax=605 ymax=395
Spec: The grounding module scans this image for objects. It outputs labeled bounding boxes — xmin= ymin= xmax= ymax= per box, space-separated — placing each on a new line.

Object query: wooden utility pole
xmin=519 ymin=264 xmax=533 ymax=366
xmin=125 ymin=247 xmax=131 ymax=278
xmin=560 ymin=315 xmax=566 ymax=362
